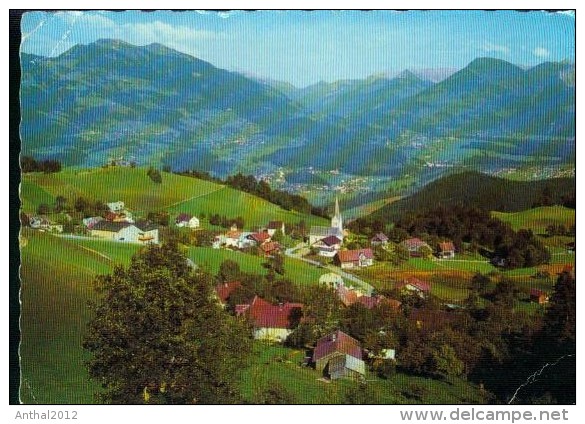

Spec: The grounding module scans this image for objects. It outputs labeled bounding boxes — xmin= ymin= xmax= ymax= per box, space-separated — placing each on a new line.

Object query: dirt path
xmin=164 ymin=186 xmax=226 ymax=209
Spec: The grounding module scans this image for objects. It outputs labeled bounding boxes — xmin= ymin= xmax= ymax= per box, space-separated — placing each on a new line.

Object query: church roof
xmin=310 ymin=226 xmax=343 ymax=238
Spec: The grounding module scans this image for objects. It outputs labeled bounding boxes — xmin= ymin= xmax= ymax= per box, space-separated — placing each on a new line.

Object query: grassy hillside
xmin=240 ymin=343 xmax=488 ymax=404
xmin=369 ymin=171 xmax=575 ymax=220
xmin=492 ymin=206 xmax=575 ymax=234
xmin=19 ymin=230 xmax=120 ymax=404
xmin=21 ymin=167 xmax=328 ymax=227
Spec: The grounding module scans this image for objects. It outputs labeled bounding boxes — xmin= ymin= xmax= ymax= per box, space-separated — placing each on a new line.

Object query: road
xmin=284 ymin=243 xmax=374 ymax=295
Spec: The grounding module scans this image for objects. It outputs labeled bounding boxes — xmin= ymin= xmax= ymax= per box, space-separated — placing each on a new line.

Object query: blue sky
xmin=20 ymin=10 xmax=575 ymax=87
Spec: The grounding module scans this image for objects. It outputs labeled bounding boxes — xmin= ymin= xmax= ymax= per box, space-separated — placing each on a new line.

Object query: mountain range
xmin=20 ymin=39 xmax=575 ymax=195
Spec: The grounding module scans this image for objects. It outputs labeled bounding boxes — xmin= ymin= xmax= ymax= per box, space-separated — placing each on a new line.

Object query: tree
xmin=83 ymin=243 xmax=251 ymax=404
xmin=36 ymin=203 xmax=50 ymax=215
xmin=147 ymin=167 xmax=162 ymax=184
xmin=271 ymin=229 xmax=284 ymax=243
xmin=217 ymin=260 xmax=241 ymax=284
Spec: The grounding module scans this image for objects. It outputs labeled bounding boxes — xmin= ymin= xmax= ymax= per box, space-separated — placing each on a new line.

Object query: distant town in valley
xmin=18 ymin=10 xmax=575 ymax=405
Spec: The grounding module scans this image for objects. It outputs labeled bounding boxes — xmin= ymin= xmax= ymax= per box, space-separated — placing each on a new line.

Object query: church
xmin=309 ymin=197 xmax=344 ymax=246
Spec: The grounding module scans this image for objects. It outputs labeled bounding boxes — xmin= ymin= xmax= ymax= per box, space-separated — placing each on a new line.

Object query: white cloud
xmin=533 ymin=47 xmax=550 ymax=58
xmin=482 ymin=42 xmax=511 ymax=55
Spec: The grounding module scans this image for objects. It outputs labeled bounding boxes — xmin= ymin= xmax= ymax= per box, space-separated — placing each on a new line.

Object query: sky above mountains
xmin=20 ymin=10 xmax=574 ymax=87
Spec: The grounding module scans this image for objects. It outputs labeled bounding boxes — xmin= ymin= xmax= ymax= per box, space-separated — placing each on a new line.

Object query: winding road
xmin=284 ymin=243 xmax=374 ymax=295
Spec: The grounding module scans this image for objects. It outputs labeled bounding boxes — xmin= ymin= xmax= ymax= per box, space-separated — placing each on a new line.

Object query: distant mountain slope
xmin=20 ymin=39 xmax=309 ymax=173
xmin=21 ymin=167 xmax=328 ymax=227
xmin=20 ymin=40 xmax=574 ymax=184
xmin=367 ymin=171 xmax=575 ymax=220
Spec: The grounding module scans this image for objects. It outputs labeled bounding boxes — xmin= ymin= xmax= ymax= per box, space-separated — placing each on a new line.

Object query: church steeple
xmin=331 ymin=196 xmax=343 ymax=232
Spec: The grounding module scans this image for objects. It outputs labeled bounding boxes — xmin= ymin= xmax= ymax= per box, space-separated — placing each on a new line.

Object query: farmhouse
xmin=335 ymin=248 xmax=374 ymax=269
xmin=106 ymin=201 xmax=125 ymax=212
xmin=313 ymin=330 xmax=365 ymax=381
xmin=90 ymin=220 xmax=159 ymax=244
xmin=371 ymin=232 xmax=389 ymax=246
xmin=314 ymin=235 xmax=342 ymax=257
xmin=248 ymin=232 xmax=271 ymax=245
xmin=395 ymin=277 xmax=432 ymax=297
xmin=336 ymin=285 xmax=360 ymax=307
xmin=175 ymin=213 xmax=200 ymax=228
xmin=437 ymin=241 xmax=456 ymax=259
xmin=400 ymin=237 xmax=431 ymax=257
xmin=236 ymin=296 xmax=303 ymax=342
xmin=215 ymin=281 xmax=242 ymax=305
xmin=259 ymin=241 xmax=281 ymax=257
xmin=29 ymin=216 xmax=63 ymax=233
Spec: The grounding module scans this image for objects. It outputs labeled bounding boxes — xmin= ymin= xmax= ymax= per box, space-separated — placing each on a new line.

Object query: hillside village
xmin=19 ymin=165 xmax=576 ymax=402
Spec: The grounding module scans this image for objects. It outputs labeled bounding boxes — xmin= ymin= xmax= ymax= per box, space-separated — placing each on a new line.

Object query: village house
xmin=371 ymin=232 xmax=389 ymax=247
xmin=335 ymin=248 xmax=374 ymax=269
xmin=29 ymin=215 xmax=63 ymax=233
xmin=437 ymin=241 xmax=456 ymax=259
xmin=319 ymin=273 xmax=344 ymax=289
xmin=224 ymin=224 xmax=242 ymax=248
xmin=90 ymin=220 xmax=159 ymax=244
xmin=336 ymin=285 xmax=361 ymax=307
xmin=175 ymin=213 xmax=200 ymax=229
xmin=400 ymin=237 xmax=432 ymax=257
xmin=266 ymin=221 xmax=285 ymax=237
xmin=106 ymin=201 xmax=125 ymax=213
xmin=259 ymin=241 xmax=281 ymax=257
xmin=395 ymin=276 xmax=432 ymax=298
xmin=248 ymin=231 xmax=271 ymax=245
xmin=530 ymin=288 xmax=549 ymax=305
xmin=105 ymin=201 xmax=133 ymax=223
xmin=215 ymin=281 xmax=242 ymax=306
xmin=235 ymin=296 xmax=303 ymax=342
xmin=312 ymin=330 xmax=365 ymax=381
xmin=314 ymin=235 xmax=342 ymax=257
xmin=82 ymin=216 xmax=104 ymax=229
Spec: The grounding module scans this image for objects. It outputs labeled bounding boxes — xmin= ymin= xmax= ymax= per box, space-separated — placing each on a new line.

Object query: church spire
xmin=331 ymin=196 xmax=343 ymax=232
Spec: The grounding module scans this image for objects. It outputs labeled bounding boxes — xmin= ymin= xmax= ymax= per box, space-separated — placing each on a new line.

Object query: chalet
xmin=259 ymin=241 xmax=281 ymax=257
xmin=224 ymin=226 xmax=242 ymax=248
xmin=530 ymin=288 xmax=549 ymax=305
xmin=248 ymin=232 xmax=271 ymax=245
xmin=215 ymin=281 xmax=242 ymax=305
xmin=134 ymin=220 xmax=160 ymax=244
xmin=175 ymin=213 xmax=200 ymax=229
xmin=236 ymin=296 xmax=303 ymax=342
xmin=400 ymin=238 xmax=431 ymax=257
xmin=90 ymin=220 xmax=158 ymax=244
xmin=336 ymin=285 xmax=360 ymax=307
xmin=29 ymin=216 xmax=63 ymax=233
xmin=395 ymin=277 xmax=431 ymax=298
xmin=319 ymin=273 xmax=344 ymax=289
xmin=106 ymin=201 xmax=125 ymax=212
xmin=314 ymin=235 xmax=342 ymax=257
xmin=266 ymin=221 xmax=285 ymax=237
xmin=437 ymin=241 xmax=456 ymax=259
xmin=371 ymin=232 xmax=389 ymax=246
xmin=82 ymin=216 xmax=104 ymax=229
xmin=335 ymin=248 xmax=374 ymax=269
xmin=313 ymin=330 xmax=365 ymax=381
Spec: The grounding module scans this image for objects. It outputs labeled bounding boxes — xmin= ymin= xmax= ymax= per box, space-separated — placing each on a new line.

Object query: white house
xmin=175 ymin=213 xmax=200 ymax=229
xmin=106 ymin=201 xmax=125 ymax=212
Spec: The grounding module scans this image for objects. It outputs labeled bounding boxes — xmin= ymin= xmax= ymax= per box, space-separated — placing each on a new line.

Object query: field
xmin=492 ymin=206 xmax=575 ymax=234
xmin=239 ymin=342 xmax=488 ymax=404
xmin=21 ymin=167 xmax=328 ymax=228
xmin=19 ymin=230 xmax=112 ymax=404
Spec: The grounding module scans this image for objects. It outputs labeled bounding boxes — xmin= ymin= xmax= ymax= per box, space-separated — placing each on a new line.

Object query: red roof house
xmin=236 ymin=296 xmax=303 ymax=342
xmin=336 ymin=285 xmax=359 ymax=307
xmin=437 ymin=241 xmax=456 ymax=259
xmin=249 ymin=232 xmax=271 ymax=244
xmin=313 ymin=330 xmax=365 ymax=380
xmin=395 ymin=277 xmax=432 ymax=297
xmin=259 ymin=241 xmax=281 ymax=256
xmin=400 ymin=238 xmax=431 ymax=257
xmin=215 ymin=281 xmax=242 ymax=304
xmin=335 ymin=248 xmax=374 ymax=269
